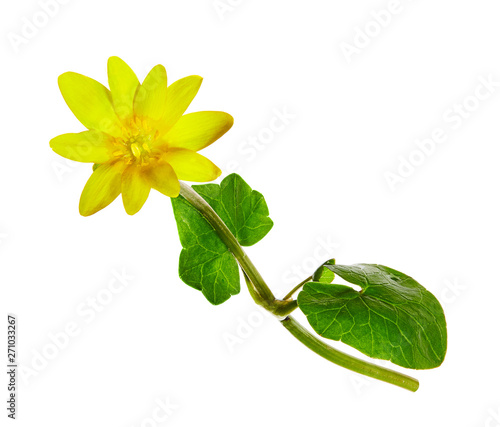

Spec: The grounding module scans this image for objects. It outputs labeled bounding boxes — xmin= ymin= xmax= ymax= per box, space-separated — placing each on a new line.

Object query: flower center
xmin=113 ymin=117 xmax=160 ymax=165
xmin=129 ymin=137 xmax=152 ymax=161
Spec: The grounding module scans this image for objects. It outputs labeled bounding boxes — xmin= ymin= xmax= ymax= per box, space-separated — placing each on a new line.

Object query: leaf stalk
xmin=281 ymin=316 xmax=419 ymax=391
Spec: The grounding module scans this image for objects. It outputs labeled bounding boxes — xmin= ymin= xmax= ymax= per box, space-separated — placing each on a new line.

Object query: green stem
xmin=178 ymin=182 xmax=419 ymax=391
xmin=179 ymin=182 xmax=276 ymax=308
xmin=283 ymin=275 xmax=312 ymax=300
xmin=281 ymin=316 xmax=419 ymax=392
xmin=242 ymin=272 xmax=298 ymax=316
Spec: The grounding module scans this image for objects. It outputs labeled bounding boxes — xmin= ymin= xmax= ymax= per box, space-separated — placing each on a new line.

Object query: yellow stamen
xmin=131 ymin=143 xmax=141 ymax=159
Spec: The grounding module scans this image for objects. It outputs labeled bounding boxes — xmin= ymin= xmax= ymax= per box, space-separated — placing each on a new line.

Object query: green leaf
xmin=172 ymin=195 xmax=240 ymax=305
xmin=297 ymin=264 xmax=447 ymax=369
xmin=171 ymin=174 xmax=273 ymax=305
xmin=312 ymin=259 xmax=335 ymax=283
xmin=193 ymin=174 xmax=273 ymax=246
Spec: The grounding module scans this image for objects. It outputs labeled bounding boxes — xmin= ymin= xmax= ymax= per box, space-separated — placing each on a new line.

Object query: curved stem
xmin=179 ymin=182 xmax=276 ymax=306
xmin=283 ymin=275 xmax=312 ymax=300
xmin=242 ymin=272 xmax=298 ymax=317
xmin=281 ymin=316 xmax=419 ymax=392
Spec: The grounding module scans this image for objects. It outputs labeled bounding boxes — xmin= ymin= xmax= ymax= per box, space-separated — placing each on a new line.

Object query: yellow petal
xmin=121 ymin=165 xmax=151 ymax=215
xmin=160 ymin=111 xmax=234 ymax=152
xmin=133 ymin=65 xmax=168 ymax=121
xmin=50 ymin=130 xmax=115 ymax=163
xmin=164 ymin=149 xmax=221 ymax=182
xmin=108 ymin=56 xmax=140 ymax=123
xmin=58 ymin=72 xmax=123 ymax=138
xmin=79 ymin=163 xmax=124 ymax=216
xmin=143 ymin=161 xmax=180 ymax=197
xmin=156 ymin=75 xmax=203 ymax=136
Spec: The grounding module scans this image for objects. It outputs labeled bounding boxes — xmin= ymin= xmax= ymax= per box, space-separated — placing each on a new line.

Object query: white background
xmin=1 ymin=0 xmax=500 ymax=426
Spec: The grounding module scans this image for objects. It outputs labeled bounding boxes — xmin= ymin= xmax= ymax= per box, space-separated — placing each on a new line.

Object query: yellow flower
xmin=50 ymin=56 xmax=233 ymax=216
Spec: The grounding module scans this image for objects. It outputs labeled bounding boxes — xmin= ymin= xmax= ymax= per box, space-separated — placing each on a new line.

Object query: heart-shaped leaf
xmin=298 ymin=263 xmax=447 ymax=369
